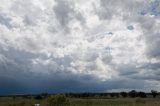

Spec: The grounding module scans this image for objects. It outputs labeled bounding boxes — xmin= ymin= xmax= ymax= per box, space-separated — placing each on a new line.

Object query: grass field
xmin=70 ymin=98 xmax=160 ymax=106
xmin=0 ymin=96 xmax=160 ymax=106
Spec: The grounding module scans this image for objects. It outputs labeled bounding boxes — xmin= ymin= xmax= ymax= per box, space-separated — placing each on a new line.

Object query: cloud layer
xmin=0 ymin=0 xmax=160 ymax=95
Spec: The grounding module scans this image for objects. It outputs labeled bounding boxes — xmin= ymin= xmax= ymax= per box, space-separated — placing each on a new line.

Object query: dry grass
xmin=70 ymin=98 xmax=160 ymax=106
xmin=0 ymin=97 xmax=160 ymax=106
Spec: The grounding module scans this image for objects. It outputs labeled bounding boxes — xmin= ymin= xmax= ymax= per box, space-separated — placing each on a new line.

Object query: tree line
xmin=4 ymin=90 xmax=159 ymax=99
xmin=64 ymin=90 xmax=159 ymax=98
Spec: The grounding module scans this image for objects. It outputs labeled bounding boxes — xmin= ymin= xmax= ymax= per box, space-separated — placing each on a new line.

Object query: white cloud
xmin=0 ymin=0 xmax=160 ymax=93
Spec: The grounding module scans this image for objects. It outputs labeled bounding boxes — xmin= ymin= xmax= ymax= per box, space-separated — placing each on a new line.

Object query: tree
xmin=34 ymin=95 xmax=43 ymax=100
xmin=128 ymin=90 xmax=137 ymax=98
xmin=115 ymin=93 xmax=119 ymax=98
xmin=137 ymin=92 xmax=146 ymax=98
xmin=151 ymin=90 xmax=158 ymax=98
xmin=110 ymin=93 xmax=115 ymax=98
xmin=41 ymin=93 xmax=49 ymax=97
xmin=46 ymin=94 xmax=70 ymax=106
xmin=120 ymin=92 xmax=127 ymax=98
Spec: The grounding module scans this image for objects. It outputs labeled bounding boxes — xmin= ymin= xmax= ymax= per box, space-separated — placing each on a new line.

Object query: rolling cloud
xmin=0 ymin=0 xmax=160 ymax=95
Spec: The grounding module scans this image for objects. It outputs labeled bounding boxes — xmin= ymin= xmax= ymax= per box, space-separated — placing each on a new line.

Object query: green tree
xmin=46 ymin=94 xmax=70 ymax=106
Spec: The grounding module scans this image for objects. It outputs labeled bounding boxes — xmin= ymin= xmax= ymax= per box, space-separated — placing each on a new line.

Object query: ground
xmin=0 ymin=96 xmax=160 ymax=106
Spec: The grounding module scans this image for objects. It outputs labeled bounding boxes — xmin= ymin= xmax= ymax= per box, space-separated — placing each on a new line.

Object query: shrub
xmin=46 ymin=94 xmax=70 ymax=106
xmin=128 ymin=90 xmax=137 ymax=98
xmin=137 ymin=92 xmax=146 ymax=98
xmin=110 ymin=93 xmax=115 ymax=98
xmin=34 ymin=95 xmax=43 ymax=100
xmin=120 ymin=92 xmax=127 ymax=98
xmin=41 ymin=93 xmax=49 ymax=98
xmin=151 ymin=90 xmax=158 ymax=98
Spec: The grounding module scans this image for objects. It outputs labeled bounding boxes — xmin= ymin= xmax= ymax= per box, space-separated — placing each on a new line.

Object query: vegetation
xmin=128 ymin=90 xmax=137 ymax=98
xmin=0 ymin=90 xmax=159 ymax=106
xmin=120 ymin=92 xmax=127 ymax=98
xmin=46 ymin=94 xmax=70 ymax=106
xmin=151 ymin=90 xmax=158 ymax=98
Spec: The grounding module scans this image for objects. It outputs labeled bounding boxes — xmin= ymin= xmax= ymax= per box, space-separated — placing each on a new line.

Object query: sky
xmin=0 ymin=0 xmax=160 ymax=95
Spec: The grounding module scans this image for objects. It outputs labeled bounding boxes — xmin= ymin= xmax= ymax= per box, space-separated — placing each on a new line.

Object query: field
xmin=70 ymin=98 xmax=160 ymax=106
xmin=0 ymin=96 xmax=160 ymax=106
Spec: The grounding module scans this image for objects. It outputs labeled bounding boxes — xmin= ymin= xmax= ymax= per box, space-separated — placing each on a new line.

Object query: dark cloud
xmin=0 ymin=46 xmax=150 ymax=95
xmin=116 ymin=64 xmax=138 ymax=76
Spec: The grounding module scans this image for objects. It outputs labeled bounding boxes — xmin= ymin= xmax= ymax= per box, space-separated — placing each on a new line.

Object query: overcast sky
xmin=0 ymin=0 xmax=160 ymax=95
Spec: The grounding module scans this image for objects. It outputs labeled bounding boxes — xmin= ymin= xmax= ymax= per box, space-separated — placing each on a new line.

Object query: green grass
xmin=0 ymin=97 xmax=160 ymax=106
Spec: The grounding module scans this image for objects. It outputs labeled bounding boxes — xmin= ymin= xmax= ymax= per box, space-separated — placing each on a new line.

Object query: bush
xmin=137 ymin=92 xmax=146 ymax=98
xmin=46 ymin=94 xmax=70 ymax=106
xmin=110 ymin=93 xmax=115 ymax=98
xmin=34 ymin=95 xmax=43 ymax=100
xmin=41 ymin=93 xmax=49 ymax=98
xmin=151 ymin=90 xmax=158 ymax=98
xmin=120 ymin=92 xmax=127 ymax=98
xmin=128 ymin=90 xmax=137 ymax=98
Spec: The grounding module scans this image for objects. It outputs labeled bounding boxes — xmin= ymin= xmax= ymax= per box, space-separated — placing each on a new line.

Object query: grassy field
xmin=0 ymin=97 xmax=160 ymax=106
xmin=70 ymin=98 xmax=160 ymax=106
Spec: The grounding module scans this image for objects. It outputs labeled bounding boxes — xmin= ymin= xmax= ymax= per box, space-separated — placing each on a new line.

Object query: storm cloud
xmin=0 ymin=0 xmax=160 ymax=95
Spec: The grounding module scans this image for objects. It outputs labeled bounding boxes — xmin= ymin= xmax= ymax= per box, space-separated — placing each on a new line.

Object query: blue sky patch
xmin=127 ymin=25 xmax=134 ymax=30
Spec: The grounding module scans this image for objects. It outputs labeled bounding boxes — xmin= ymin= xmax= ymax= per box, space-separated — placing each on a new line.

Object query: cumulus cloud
xmin=0 ymin=0 xmax=160 ymax=94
